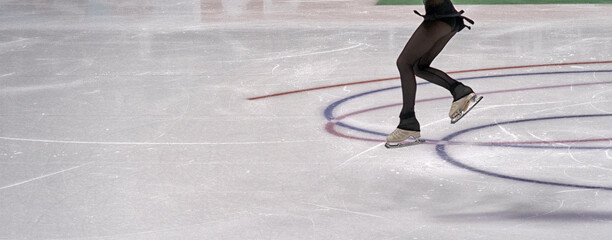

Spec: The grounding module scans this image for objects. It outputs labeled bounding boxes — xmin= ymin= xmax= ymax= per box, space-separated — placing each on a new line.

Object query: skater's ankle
xmin=453 ymin=91 xmax=474 ymax=101
xmin=397 ymin=114 xmax=420 ymax=131
xmin=450 ymin=83 xmax=474 ymax=101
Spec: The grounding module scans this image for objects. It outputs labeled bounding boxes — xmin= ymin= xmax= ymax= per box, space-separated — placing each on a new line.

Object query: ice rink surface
xmin=1 ymin=0 xmax=612 ymax=239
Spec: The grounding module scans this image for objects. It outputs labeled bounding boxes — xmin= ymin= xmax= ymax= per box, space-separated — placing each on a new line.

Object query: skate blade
xmin=450 ymin=95 xmax=483 ymax=124
xmin=385 ymin=139 xmax=426 ymax=149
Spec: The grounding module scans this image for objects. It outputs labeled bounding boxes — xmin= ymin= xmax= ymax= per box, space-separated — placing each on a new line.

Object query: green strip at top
xmin=377 ymin=0 xmax=612 ymax=4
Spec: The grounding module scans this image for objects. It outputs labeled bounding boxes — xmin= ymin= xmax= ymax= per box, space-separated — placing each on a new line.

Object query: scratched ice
xmin=1 ymin=1 xmax=612 ymax=239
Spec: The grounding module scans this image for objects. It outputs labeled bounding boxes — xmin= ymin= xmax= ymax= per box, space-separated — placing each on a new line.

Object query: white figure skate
xmin=385 ymin=128 xmax=425 ymax=149
xmin=449 ymin=93 xmax=483 ymax=124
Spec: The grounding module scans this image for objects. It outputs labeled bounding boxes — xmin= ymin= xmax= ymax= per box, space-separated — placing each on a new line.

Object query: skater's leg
xmin=396 ymin=20 xmax=453 ymax=122
xmin=413 ymin=32 xmax=473 ymax=101
xmin=411 ymin=29 xmax=481 ymax=122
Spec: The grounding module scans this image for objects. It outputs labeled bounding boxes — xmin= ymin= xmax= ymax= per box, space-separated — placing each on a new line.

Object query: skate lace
xmin=389 ymin=128 xmax=419 ymax=141
xmin=390 ymin=129 xmax=405 ymax=139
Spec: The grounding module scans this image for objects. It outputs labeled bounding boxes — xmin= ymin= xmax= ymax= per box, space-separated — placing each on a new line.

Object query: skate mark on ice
xmin=304 ymin=202 xmax=390 ymax=220
xmin=495 ymin=119 xmax=520 ymax=141
xmin=0 ymin=162 xmax=93 ymax=191
xmin=567 ymin=143 xmax=612 ymax=171
xmin=335 ymin=143 xmax=384 ymax=169
xmin=0 ymin=72 xmax=15 ymax=78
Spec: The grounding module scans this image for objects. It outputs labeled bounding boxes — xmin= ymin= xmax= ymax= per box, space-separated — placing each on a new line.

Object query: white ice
xmin=1 ymin=0 xmax=612 ymax=239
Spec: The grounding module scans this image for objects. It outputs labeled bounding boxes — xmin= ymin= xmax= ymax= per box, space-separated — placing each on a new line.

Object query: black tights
xmin=396 ymin=20 xmax=472 ymax=130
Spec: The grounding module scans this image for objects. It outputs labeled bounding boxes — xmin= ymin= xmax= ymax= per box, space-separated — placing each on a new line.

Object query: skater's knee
xmin=396 ymin=57 xmax=416 ymax=73
xmin=396 ymin=57 xmax=408 ymax=69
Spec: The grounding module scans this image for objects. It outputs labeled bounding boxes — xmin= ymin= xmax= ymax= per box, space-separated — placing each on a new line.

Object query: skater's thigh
xmin=398 ymin=20 xmax=452 ymax=65
xmin=418 ymin=31 xmax=456 ymax=67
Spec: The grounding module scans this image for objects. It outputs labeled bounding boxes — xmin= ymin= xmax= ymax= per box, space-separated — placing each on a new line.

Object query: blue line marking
xmin=325 ymin=69 xmax=612 ymax=147
xmin=325 ymin=69 xmax=612 ymax=190
xmin=435 ymin=114 xmax=612 ymax=190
